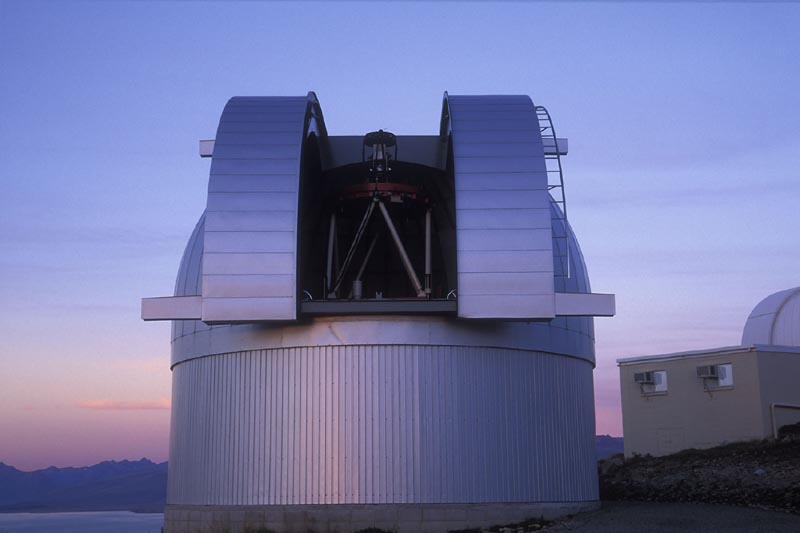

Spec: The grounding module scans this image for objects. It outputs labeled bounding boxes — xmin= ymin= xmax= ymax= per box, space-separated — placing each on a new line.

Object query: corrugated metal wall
xmin=168 ymin=346 xmax=597 ymax=505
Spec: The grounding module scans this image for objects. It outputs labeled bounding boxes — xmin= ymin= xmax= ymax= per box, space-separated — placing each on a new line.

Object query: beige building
xmin=618 ymin=287 xmax=800 ymax=457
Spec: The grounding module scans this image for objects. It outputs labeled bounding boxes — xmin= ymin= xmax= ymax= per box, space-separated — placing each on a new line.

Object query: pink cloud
xmin=78 ymin=399 xmax=170 ymax=410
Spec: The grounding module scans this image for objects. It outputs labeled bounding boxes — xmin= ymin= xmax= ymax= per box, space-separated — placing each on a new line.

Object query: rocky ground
xmin=546 ymin=501 xmax=800 ymax=532
xmin=441 ymin=500 xmax=800 ymax=533
xmin=598 ymin=436 xmax=800 ymax=514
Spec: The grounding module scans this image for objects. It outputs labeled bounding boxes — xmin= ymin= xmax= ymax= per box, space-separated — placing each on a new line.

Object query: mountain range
xmin=0 ymin=436 xmax=622 ymax=513
xmin=596 ymin=434 xmax=624 ymax=459
xmin=0 ymin=458 xmax=166 ymax=513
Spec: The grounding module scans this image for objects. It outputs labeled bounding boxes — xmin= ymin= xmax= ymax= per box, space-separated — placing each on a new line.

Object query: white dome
xmin=741 ymin=287 xmax=800 ymax=346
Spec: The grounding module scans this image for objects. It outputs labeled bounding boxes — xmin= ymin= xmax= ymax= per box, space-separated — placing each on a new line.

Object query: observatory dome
xmin=144 ymin=93 xmax=616 ymax=533
xmin=742 ymin=287 xmax=800 ymax=346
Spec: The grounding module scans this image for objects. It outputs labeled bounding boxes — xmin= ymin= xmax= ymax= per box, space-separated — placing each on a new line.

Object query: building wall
xmin=620 ymin=351 xmax=764 ymax=457
xmin=169 ymin=344 xmax=598 ymax=505
xmin=756 ymin=351 xmax=800 ymax=437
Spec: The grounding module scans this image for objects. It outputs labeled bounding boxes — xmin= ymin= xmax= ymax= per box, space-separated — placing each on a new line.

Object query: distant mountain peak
xmin=0 ymin=462 xmax=20 ymax=473
xmin=596 ymin=435 xmax=624 ymax=460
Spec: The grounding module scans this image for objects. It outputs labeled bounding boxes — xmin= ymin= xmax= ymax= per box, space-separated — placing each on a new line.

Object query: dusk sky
xmin=1 ymin=1 xmax=798 ymax=471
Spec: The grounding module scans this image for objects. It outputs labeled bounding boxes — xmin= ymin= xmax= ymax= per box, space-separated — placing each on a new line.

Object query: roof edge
xmin=616 ymin=343 xmax=800 ymax=366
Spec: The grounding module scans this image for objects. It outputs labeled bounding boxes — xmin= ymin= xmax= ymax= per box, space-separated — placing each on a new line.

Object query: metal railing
xmin=535 ymin=106 xmax=570 ymax=279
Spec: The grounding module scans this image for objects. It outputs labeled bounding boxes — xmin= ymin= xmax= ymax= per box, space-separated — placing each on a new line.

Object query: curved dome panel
xmin=202 ymin=93 xmax=325 ymax=322
xmin=742 ymin=287 xmax=800 ymax=346
xmin=442 ymin=94 xmax=554 ymax=319
xmin=171 ymin=213 xmax=212 ymax=344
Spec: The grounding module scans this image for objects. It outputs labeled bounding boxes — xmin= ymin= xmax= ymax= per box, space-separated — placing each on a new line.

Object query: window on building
xmin=715 ymin=363 xmax=734 ymax=388
xmin=698 ymin=363 xmax=734 ymax=389
xmin=638 ymin=370 xmax=668 ymax=394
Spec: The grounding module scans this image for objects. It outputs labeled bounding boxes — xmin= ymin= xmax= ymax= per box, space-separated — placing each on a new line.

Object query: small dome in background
xmin=742 ymin=287 xmax=800 ymax=346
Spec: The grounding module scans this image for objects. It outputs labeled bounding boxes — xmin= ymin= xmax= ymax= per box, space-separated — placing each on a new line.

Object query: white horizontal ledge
xmin=141 ymin=296 xmax=202 ymax=320
xmin=142 ymin=292 xmax=612 ymax=321
xmin=555 ymin=292 xmax=615 ymax=317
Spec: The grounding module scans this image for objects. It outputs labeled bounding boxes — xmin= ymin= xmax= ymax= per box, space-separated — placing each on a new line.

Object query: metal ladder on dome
xmin=535 ymin=105 xmax=570 ymax=280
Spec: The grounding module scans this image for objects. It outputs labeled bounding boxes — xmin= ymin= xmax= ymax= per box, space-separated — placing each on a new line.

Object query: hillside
xmin=0 ymin=459 xmax=167 ymax=513
xmin=599 ymin=438 xmax=800 ymax=514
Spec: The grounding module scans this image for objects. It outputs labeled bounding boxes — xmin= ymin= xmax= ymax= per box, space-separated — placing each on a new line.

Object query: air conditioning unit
xmin=634 ymin=371 xmax=654 ymax=384
xmin=697 ymin=365 xmax=719 ymax=378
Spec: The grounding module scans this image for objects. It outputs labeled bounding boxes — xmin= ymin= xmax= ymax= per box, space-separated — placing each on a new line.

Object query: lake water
xmin=0 ymin=512 xmax=164 ymax=533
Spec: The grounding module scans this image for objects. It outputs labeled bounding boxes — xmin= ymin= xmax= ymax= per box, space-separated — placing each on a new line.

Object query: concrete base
xmin=164 ymin=501 xmax=600 ymax=533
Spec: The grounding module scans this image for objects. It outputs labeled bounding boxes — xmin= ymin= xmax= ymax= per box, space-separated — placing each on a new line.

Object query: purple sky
xmin=1 ymin=1 xmax=798 ymax=471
